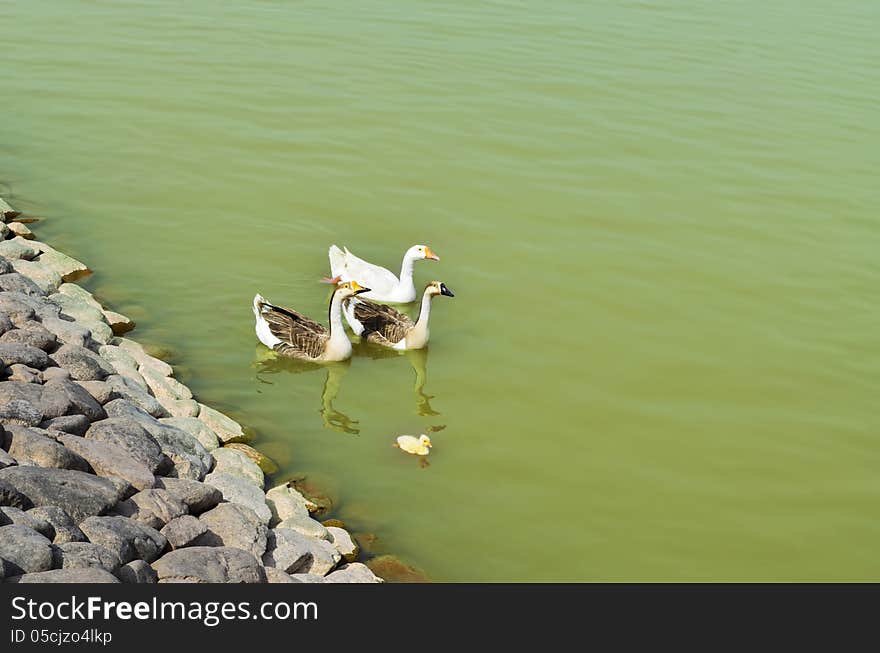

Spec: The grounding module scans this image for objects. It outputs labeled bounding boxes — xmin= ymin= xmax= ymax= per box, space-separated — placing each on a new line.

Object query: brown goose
xmin=342 ymin=281 xmax=454 ymax=350
xmin=253 ymin=281 xmax=370 ymax=362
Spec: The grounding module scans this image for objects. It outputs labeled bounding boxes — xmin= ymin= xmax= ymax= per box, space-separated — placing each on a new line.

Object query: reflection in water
xmin=253 ymin=347 xmax=360 ymax=435
xmin=352 ymin=342 xmax=442 ymax=417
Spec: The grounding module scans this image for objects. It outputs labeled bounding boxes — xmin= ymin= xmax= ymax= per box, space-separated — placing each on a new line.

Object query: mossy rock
xmin=366 ymin=555 xmax=430 ymax=583
xmin=320 ymin=518 xmax=346 ymax=529
xmin=224 ymin=443 xmax=278 ymax=475
xmin=288 ymin=474 xmax=335 ymax=518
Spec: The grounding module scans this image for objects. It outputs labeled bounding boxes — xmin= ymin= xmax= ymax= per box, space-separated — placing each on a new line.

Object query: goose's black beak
xmin=355 ymin=287 xmax=371 ymax=295
xmin=440 ymin=284 xmax=455 ymax=298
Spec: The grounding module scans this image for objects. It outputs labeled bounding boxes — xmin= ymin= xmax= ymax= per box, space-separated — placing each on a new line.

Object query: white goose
xmin=327 ymin=244 xmax=439 ymax=303
xmin=253 ymin=281 xmax=370 ymax=362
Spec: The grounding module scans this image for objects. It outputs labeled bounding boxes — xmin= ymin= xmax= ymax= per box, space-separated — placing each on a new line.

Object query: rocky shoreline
xmin=0 ymin=195 xmax=381 ymax=583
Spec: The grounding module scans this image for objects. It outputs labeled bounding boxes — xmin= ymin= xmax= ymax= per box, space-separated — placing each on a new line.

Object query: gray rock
xmin=5 ymin=363 xmax=42 ymax=383
xmin=0 ymin=272 xmax=44 ymax=296
xmin=0 ymin=342 xmax=50 ymax=369
xmin=326 ymin=526 xmax=360 ymax=563
xmin=0 ymin=399 xmax=43 ymax=427
xmin=289 ymin=573 xmax=326 ymax=583
xmin=163 ymin=399 xmax=200 ymax=418
xmin=0 ymin=381 xmax=71 ymax=422
xmin=0 ymin=314 xmax=12 ymax=335
xmin=202 ymin=472 xmax=271 ymax=524
xmin=152 ymin=546 xmax=266 ymax=583
xmin=97 ymin=344 xmax=139 ymax=373
xmin=0 ymin=323 xmax=56 ymax=351
xmin=36 ymin=248 xmax=91 ymax=283
xmin=103 ymin=311 xmax=135 ymax=336
xmin=0 ymin=524 xmax=53 ymax=574
xmin=117 ymin=559 xmax=157 ymax=583
xmin=160 ymin=515 xmax=206 ymax=549
xmin=105 ymin=375 xmax=167 ymax=417
xmin=76 ymin=380 xmax=115 ymax=404
xmin=0 ymin=238 xmax=38 ymax=261
xmin=0 ymin=466 xmax=126 ymax=522
xmin=0 ymin=448 xmax=16 ymax=469
xmin=0 ymin=506 xmax=54 ymax=539
xmin=6 ymin=222 xmax=33 ymax=239
xmin=0 ymin=478 xmax=33 ymax=509
xmin=47 ymin=378 xmax=107 ymax=421
xmin=115 ymin=489 xmax=187 ymax=529
xmin=261 ymin=528 xmax=312 ymax=574
xmin=140 ymin=365 xmax=192 ymax=402
xmin=43 ymin=367 xmax=73 ymax=383
xmin=113 ymin=338 xmax=173 ymax=376
xmin=0 ymin=254 xmax=12 ymax=273
xmin=275 ymin=514 xmax=331 ymax=541
xmin=297 ymin=536 xmax=342 ymax=576
xmin=154 ymin=477 xmax=221 ymax=515
xmin=4 ymin=425 xmax=90 ymax=471
xmin=198 ymin=404 xmax=249 ymax=444
xmin=41 ymin=316 xmax=90 ymax=348
xmin=0 ymin=292 xmax=37 ymax=320
xmin=211 ymin=448 xmax=264 ymax=488
xmin=50 ymin=343 xmax=114 ymax=381
xmin=79 ymin=516 xmax=167 ymax=564
xmin=58 ymin=434 xmax=156 ymax=491
xmin=266 ymin=483 xmax=313 ymax=526
xmin=323 ymin=563 xmax=382 ymax=583
xmin=265 ymin=567 xmax=298 ymax=583
xmin=27 ymin=506 xmax=85 ymax=544
xmin=159 ymin=416 xmax=219 ymax=451
xmin=195 ymin=503 xmax=268 ymax=559
xmin=52 ymin=541 xmax=122 ymax=573
xmin=10 ymin=259 xmax=62 ymax=294
xmin=85 ymin=417 xmax=168 ymax=475
xmin=50 ymin=293 xmax=110 ymax=344
xmin=9 ymin=568 xmax=120 ymax=583
xmin=40 ymin=414 xmax=92 ymax=435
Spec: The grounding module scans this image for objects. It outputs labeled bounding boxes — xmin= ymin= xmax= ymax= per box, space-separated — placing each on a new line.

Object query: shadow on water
xmin=253 ymin=347 xmax=360 ymax=435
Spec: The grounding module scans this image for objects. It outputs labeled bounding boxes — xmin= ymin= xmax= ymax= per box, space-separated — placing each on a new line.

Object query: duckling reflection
xmin=253 ymin=347 xmax=360 ymax=435
xmin=351 ymin=342 xmax=441 ymax=417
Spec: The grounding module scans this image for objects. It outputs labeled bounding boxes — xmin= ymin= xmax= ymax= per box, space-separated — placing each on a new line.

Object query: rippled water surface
xmin=2 ymin=1 xmax=879 ymax=580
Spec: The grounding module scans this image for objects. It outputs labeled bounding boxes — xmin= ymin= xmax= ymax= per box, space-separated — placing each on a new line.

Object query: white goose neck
xmin=326 ymin=292 xmax=352 ymax=357
xmin=407 ymin=290 xmax=434 ymax=346
xmin=398 ymin=252 xmax=418 ymax=296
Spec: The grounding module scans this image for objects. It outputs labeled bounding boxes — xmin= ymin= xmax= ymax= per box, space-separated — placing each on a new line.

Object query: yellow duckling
xmin=394 ymin=434 xmax=432 ymax=456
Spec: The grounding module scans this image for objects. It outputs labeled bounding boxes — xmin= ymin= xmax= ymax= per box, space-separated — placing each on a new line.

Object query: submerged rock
xmin=366 ymin=555 xmax=430 ymax=583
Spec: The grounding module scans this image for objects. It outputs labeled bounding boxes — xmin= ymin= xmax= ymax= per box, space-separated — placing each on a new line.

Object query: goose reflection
xmin=253 ymin=347 xmax=360 ymax=435
xmin=352 ymin=342 xmax=442 ymax=417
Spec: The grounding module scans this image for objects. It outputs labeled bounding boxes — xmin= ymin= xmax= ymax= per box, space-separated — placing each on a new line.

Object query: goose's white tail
xmin=328 ymin=244 xmax=348 ymax=280
xmin=253 ymin=293 xmax=281 ymax=348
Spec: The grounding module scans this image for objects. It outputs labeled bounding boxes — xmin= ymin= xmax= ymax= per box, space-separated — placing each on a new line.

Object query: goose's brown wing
xmin=259 ymin=300 xmax=328 ymax=359
xmin=351 ymin=298 xmax=413 ymax=345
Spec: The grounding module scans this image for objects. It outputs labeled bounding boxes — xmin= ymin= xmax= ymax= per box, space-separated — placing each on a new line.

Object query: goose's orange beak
xmin=425 ymin=247 xmax=440 ymax=262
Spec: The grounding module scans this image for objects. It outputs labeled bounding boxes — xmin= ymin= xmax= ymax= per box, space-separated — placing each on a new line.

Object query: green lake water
xmin=2 ymin=1 xmax=879 ymax=581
